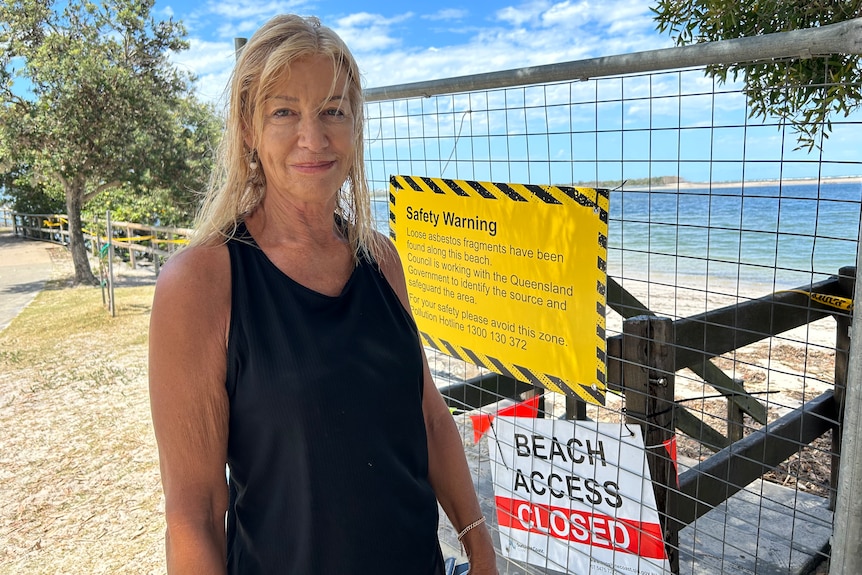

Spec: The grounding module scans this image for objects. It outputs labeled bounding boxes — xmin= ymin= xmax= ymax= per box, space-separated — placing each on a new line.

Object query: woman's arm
xmin=148 ymin=245 xmax=232 ymax=574
xmin=377 ymin=239 xmax=498 ymax=573
xmin=421 ymin=359 xmax=498 ymax=572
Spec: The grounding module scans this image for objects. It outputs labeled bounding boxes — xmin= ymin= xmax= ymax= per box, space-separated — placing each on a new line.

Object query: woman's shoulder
xmin=367 ymin=230 xmax=401 ymax=274
xmin=149 ymin=243 xmax=233 ymax=369
xmin=161 ymin=242 xmax=230 ymax=280
xmin=153 ymin=243 xmax=232 ymax=310
xmin=366 ymin=231 xmax=412 ymax=305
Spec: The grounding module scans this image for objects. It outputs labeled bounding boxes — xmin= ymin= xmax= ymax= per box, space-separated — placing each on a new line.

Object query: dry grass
xmin=0 ymin=263 xmax=165 ymax=574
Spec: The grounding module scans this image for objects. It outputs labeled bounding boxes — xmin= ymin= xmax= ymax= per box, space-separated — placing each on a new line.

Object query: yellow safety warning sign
xmin=390 ymin=175 xmax=609 ymax=404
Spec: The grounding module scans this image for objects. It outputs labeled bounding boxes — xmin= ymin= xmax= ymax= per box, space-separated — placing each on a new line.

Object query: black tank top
xmin=224 ymin=225 xmax=443 ymax=574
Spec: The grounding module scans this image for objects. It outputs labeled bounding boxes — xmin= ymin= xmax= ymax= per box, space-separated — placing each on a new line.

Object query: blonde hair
xmin=191 ymin=14 xmax=383 ymax=262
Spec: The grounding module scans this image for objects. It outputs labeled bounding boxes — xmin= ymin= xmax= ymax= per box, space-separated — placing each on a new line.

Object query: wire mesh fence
xmin=364 ymin=28 xmax=861 ymax=575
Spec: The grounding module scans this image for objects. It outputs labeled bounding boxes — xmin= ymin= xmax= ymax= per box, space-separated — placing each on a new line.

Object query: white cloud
xmin=217 ymin=18 xmax=264 ymax=40
xmin=194 ymin=68 xmax=234 ymax=106
xmin=336 ymin=11 xmax=414 ymax=28
xmin=332 ymin=12 xmax=413 ymax=53
xmin=172 ymin=38 xmax=236 ymax=75
xmin=170 ymin=38 xmax=237 ymax=103
xmin=175 ymin=2 xmax=673 ymax=103
xmin=495 ymin=0 xmax=559 ymax=26
xmin=197 ymin=0 xmax=317 ymax=40
xmin=422 ymin=9 xmax=469 ymax=21
xmin=206 ymin=0 xmax=309 ymax=21
xmin=537 ymin=0 xmax=661 ymax=42
xmin=352 ymin=0 xmax=669 ymax=89
xmin=541 ymin=0 xmax=591 ymax=24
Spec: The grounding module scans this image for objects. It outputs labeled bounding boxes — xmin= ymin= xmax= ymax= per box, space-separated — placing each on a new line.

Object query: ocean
xmin=374 ymin=180 xmax=862 ymax=291
xmin=607 ymin=181 xmax=861 ymax=289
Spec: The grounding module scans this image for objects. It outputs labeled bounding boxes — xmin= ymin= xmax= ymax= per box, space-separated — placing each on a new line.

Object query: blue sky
xmin=155 ymin=1 xmax=860 ymax=181
xmin=158 ymin=0 xmax=675 ymax=102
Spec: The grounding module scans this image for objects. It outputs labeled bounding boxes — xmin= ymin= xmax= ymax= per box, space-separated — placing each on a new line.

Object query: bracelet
xmin=457 ymin=516 xmax=486 ymax=541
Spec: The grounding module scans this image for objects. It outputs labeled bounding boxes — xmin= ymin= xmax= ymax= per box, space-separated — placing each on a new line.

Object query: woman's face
xmin=256 ymin=54 xmax=355 ymax=208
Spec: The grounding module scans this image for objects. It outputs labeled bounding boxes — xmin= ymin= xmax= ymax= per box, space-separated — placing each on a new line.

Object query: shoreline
xmin=624 ymin=175 xmax=862 ymax=191
xmin=373 ymin=176 xmax=862 ymax=197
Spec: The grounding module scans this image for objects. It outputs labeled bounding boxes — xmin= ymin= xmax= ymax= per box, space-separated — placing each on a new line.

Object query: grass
xmin=0 ymin=273 xmax=166 ymax=574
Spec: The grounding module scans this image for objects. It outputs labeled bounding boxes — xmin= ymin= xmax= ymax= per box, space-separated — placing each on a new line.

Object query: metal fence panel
xmin=365 ymin=35 xmax=861 ymax=575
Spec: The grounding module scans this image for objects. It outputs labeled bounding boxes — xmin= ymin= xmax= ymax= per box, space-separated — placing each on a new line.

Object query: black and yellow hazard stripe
xmin=420 ymin=331 xmax=605 ymax=404
xmin=779 ymin=289 xmax=853 ymax=312
xmin=390 ymin=174 xmax=609 ymax=218
xmin=390 ymin=174 xmax=609 ymax=403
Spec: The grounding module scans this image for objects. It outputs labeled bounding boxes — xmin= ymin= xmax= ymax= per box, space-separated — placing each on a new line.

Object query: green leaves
xmin=0 ymin=0 xmax=220 ymax=282
xmin=1 ymin=0 xmax=197 ymax=182
xmin=652 ymin=0 xmax=862 ymax=151
xmin=0 ymin=165 xmax=65 ymax=213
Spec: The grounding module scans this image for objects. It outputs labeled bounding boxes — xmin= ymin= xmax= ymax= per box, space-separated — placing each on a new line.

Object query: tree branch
xmin=1 ymin=87 xmax=30 ymax=107
xmin=83 ymin=180 xmax=121 ymax=204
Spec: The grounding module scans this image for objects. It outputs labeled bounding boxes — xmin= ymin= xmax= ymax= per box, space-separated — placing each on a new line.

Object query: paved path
xmin=0 ymin=232 xmax=55 ymax=333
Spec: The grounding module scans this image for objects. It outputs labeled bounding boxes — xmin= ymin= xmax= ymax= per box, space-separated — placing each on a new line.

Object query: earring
xmin=245 ymin=150 xmax=260 ymax=197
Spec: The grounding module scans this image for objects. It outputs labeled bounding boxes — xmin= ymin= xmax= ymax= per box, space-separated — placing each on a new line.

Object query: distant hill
xmin=570 ymin=176 xmax=684 ymax=189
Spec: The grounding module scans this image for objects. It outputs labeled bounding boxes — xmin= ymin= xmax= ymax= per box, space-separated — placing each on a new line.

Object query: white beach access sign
xmin=488 ymin=417 xmax=670 ymax=575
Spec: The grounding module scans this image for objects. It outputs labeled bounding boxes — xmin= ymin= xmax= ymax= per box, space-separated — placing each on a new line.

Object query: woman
xmin=148 ymin=14 xmax=497 ymax=575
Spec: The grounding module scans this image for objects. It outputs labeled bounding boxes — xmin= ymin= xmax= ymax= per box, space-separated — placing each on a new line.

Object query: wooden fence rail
xmin=4 ymin=210 xmax=191 ymax=275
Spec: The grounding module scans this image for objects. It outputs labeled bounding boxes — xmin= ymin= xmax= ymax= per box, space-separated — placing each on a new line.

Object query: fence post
xmin=106 ymin=211 xmax=115 ymax=317
xmin=831 ymin=266 xmax=855 ymax=510
xmin=623 ymin=315 xmax=679 ymax=573
xmin=127 ymin=223 xmax=136 ymax=269
xmin=830 ymin=264 xmax=862 ymax=574
xmin=727 ymin=380 xmax=746 ymax=443
xmin=565 ymin=395 xmax=587 ymax=420
xmin=153 ymin=235 xmax=161 ymax=276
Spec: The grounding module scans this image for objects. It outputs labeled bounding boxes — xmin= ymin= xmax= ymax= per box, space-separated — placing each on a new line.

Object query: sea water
xmin=607 ymin=181 xmax=861 ymax=289
xmin=374 ymin=180 xmax=861 ymax=290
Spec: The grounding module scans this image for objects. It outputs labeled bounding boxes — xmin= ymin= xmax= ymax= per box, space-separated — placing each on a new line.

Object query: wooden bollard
xmin=623 ymin=315 xmax=679 ymax=573
xmin=831 ymin=265 xmax=855 ymax=510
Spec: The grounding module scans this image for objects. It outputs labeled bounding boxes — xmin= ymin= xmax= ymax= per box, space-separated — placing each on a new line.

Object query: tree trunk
xmin=65 ymin=182 xmax=98 ymax=285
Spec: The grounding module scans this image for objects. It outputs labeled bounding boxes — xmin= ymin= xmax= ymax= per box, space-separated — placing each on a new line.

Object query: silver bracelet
xmin=457 ymin=516 xmax=486 ymax=541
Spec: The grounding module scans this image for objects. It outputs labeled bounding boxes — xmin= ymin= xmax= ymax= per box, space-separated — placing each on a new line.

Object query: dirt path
xmin=0 ymin=234 xmax=54 ymax=332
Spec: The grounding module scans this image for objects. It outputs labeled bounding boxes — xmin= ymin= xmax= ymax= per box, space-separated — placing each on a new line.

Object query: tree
xmin=652 ymin=0 xmax=862 ymax=151
xmin=0 ymin=0 xmax=214 ymax=284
